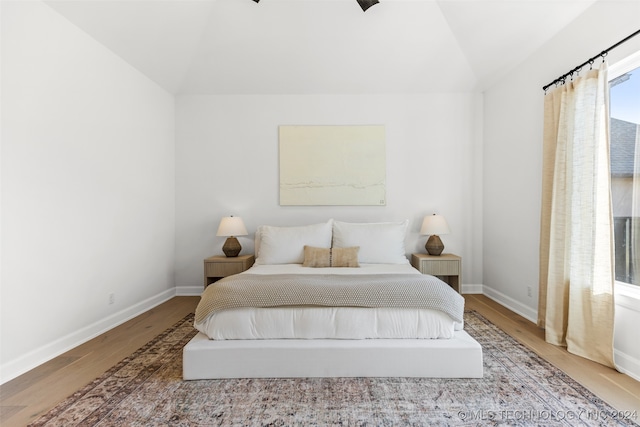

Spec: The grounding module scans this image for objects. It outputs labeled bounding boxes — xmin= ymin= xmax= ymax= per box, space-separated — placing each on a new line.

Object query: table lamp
xmin=216 ymin=216 xmax=248 ymax=257
xmin=420 ymin=214 xmax=450 ymax=256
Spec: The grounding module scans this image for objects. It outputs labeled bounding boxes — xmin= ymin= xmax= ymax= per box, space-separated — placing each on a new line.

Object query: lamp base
xmin=222 ymin=236 xmax=241 ymax=257
xmin=425 ymin=235 xmax=444 ymax=256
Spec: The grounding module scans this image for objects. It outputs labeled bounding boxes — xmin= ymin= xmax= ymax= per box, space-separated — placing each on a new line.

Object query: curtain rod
xmin=542 ymin=28 xmax=640 ymax=92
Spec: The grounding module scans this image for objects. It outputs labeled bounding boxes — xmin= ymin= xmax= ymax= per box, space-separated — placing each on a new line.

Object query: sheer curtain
xmin=539 ymin=63 xmax=616 ymax=368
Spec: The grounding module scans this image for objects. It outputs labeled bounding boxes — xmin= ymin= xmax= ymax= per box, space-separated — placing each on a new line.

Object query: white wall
xmin=483 ymin=0 xmax=640 ymax=379
xmin=175 ymin=94 xmax=483 ymax=294
xmin=5 ymin=0 xmax=635 ymax=387
xmin=0 ymin=1 xmax=175 ymax=382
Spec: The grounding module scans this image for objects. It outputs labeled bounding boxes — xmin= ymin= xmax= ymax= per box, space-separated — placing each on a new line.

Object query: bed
xmin=183 ymin=220 xmax=483 ymax=379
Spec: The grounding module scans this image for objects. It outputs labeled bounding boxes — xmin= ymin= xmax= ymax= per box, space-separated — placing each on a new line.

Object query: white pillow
xmin=332 ymin=220 xmax=409 ymax=264
xmin=255 ymin=220 xmax=333 ymax=265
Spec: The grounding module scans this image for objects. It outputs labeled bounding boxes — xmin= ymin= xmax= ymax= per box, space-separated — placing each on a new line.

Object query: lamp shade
xmin=420 ymin=214 xmax=450 ymax=236
xmin=216 ymin=216 xmax=248 ymax=237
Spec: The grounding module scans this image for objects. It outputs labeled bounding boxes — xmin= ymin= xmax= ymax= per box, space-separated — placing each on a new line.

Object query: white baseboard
xmin=481 ymin=285 xmax=538 ymax=324
xmin=481 ymin=284 xmax=640 ymax=381
xmin=176 ymin=285 xmax=204 ymax=296
xmin=461 ymin=284 xmax=483 ymax=294
xmin=0 ymin=288 xmax=175 ymax=385
xmin=615 ymin=349 xmax=640 ymax=382
xmin=5 ymin=282 xmax=638 ymax=386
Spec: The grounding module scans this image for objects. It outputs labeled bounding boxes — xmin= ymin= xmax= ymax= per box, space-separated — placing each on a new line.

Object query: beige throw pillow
xmin=303 ymin=246 xmax=360 ymax=268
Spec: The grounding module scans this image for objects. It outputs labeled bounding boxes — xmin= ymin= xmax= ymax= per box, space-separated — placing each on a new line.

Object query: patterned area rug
xmin=30 ymin=311 xmax=639 ymax=426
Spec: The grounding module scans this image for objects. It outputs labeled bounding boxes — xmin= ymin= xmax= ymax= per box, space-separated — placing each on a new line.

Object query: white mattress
xmin=195 ymin=263 xmax=463 ymax=340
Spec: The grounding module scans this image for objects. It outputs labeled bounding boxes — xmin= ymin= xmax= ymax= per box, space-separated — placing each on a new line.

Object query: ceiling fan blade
xmin=357 ymin=0 xmax=379 ymax=11
xmin=252 ymin=0 xmax=379 ymax=12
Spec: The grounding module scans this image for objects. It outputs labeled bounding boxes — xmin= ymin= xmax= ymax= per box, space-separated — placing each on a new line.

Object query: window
xmin=609 ymin=52 xmax=640 ymax=287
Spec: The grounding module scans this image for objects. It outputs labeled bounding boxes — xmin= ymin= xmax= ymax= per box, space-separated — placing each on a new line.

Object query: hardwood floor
xmin=1 ymin=294 xmax=638 ymax=426
xmin=0 ymin=296 xmax=199 ymax=427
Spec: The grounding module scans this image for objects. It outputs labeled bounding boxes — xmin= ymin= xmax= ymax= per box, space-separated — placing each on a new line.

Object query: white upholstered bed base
xmin=183 ymin=330 xmax=483 ymax=379
xmin=187 ymin=260 xmax=483 ymax=379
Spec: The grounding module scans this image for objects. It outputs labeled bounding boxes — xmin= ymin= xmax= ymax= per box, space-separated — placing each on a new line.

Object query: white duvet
xmin=195 ymin=263 xmax=463 ymax=340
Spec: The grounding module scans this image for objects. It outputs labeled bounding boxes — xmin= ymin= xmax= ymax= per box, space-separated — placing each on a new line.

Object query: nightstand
xmin=204 ymin=254 xmax=255 ymax=287
xmin=411 ymin=253 xmax=461 ymax=293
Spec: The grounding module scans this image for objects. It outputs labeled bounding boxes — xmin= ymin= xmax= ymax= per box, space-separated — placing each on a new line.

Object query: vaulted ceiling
xmin=44 ymin=0 xmax=598 ymax=94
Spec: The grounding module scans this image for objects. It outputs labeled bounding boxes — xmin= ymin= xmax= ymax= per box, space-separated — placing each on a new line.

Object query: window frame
xmin=609 ymin=50 xmax=640 ymax=295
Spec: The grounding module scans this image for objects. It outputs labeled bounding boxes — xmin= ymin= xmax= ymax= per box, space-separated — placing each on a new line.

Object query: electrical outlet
xmin=527 ymin=286 xmax=532 ymax=298
xmin=109 ymin=293 xmax=115 ymax=305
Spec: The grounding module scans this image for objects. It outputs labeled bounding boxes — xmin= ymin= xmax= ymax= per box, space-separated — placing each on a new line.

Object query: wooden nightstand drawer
xmin=419 ymin=260 xmax=459 ymax=276
xmin=206 ymin=262 xmax=245 ymax=277
xmin=411 ymin=253 xmax=461 ymax=293
xmin=204 ymin=254 xmax=254 ymax=287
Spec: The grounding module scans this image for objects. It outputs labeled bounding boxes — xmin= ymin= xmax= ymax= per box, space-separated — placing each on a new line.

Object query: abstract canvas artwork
xmin=279 ymin=125 xmax=386 ymax=206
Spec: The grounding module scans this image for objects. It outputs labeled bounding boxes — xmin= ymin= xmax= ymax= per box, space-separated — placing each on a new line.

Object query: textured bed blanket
xmin=195 ymin=274 xmax=464 ymax=325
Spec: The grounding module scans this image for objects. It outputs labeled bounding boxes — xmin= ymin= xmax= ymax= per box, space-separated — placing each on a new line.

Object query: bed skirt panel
xmin=183 ymin=331 xmax=483 ymax=379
